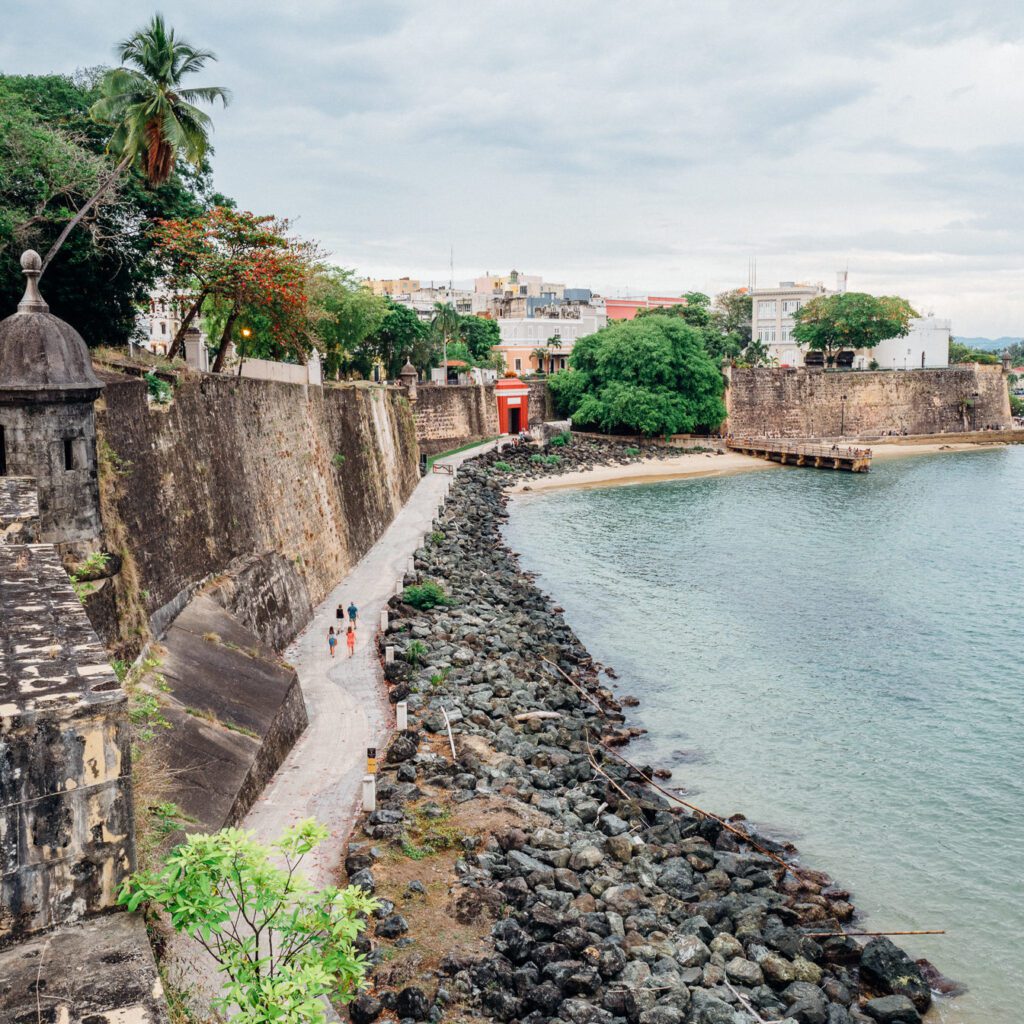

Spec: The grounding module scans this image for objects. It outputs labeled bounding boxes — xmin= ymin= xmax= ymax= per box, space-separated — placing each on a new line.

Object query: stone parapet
xmin=0 ymin=477 xmax=39 ymax=544
xmin=0 ymin=544 xmax=132 ymax=945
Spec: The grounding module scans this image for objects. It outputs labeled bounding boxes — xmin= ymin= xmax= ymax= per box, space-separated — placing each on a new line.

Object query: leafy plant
xmin=119 ymin=819 xmax=378 ymax=1024
xmin=625 ymin=446 xmax=641 ymax=456
xmin=405 ymin=640 xmax=428 ymax=667
xmin=129 ymin=691 xmax=171 ymax=742
xmin=530 ymin=454 xmax=561 ymax=466
xmin=144 ymin=371 xmax=173 ymax=404
xmin=332 ymin=453 xmax=346 ymax=467
xmin=402 ymin=580 xmax=452 ymax=611
xmin=400 ymin=805 xmax=462 ymax=860
xmin=548 ymin=431 xmax=571 ymax=447
xmin=430 ymin=530 xmax=445 ymax=544
xmin=492 ymin=460 xmax=513 ymax=473
xmin=429 ymin=667 xmax=451 ymax=687
xmin=69 ymin=550 xmax=110 ymax=601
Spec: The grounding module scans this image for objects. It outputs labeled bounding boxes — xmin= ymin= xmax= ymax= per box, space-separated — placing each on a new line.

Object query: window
xmin=63 ymin=438 xmax=75 ymax=471
xmin=0 ymin=425 xmax=6 ymax=476
xmin=782 ymin=299 xmax=801 ymax=314
xmin=514 ymin=358 xmax=522 ymax=371
xmin=559 ymin=357 xmax=566 ymax=369
xmin=758 ymin=327 xmax=776 ymax=343
xmin=781 ymin=327 xmax=791 ymax=342
xmin=758 ymin=301 xmax=777 ymax=317
xmin=160 ymin=322 xmax=167 ymax=335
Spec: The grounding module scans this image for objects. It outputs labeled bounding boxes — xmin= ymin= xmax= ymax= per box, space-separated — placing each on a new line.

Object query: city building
xmin=141 ymin=286 xmax=202 ymax=356
xmin=604 ymin=295 xmax=688 ymax=320
xmin=494 ymin=310 xmax=607 ymax=375
xmin=363 ymin=277 xmax=420 ymax=297
xmin=391 ymin=285 xmax=474 ymax=321
xmin=752 ymin=273 xmax=949 ymax=369
xmin=472 ymin=269 xmax=566 ymax=317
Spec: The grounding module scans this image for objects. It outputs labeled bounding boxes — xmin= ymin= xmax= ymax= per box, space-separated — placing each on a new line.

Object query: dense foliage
xmin=635 ymin=288 xmax=757 ymax=364
xmin=548 ymin=316 xmax=727 ymax=436
xmin=119 ymin=819 xmax=376 ymax=1024
xmin=793 ymin=291 xmax=918 ymax=361
xmin=948 ymin=339 xmax=1002 ymax=365
xmin=0 ymin=71 xmax=210 ymax=345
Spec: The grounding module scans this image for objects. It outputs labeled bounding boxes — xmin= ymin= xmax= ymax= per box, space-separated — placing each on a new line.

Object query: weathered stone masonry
xmin=725 ymin=364 xmax=1011 ymax=438
xmin=412 ymin=380 xmax=552 ymax=454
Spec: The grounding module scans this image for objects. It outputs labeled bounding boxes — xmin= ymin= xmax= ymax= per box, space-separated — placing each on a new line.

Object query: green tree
xmin=0 ymin=72 xmax=210 ymax=346
xmin=431 ymin=301 xmax=460 ymax=383
xmin=741 ymin=337 xmax=774 ymax=366
xmin=369 ymin=298 xmax=431 ymax=379
xmin=312 ymin=269 xmax=390 ymax=378
xmin=793 ymin=292 xmax=918 ymax=365
xmin=948 ymin=339 xmax=1001 ymax=365
xmin=712 ymin=288 xmax=752 ymax=346
xmin=42 ymin=14 xmax=229 ymax=274
xmin=119 ymin=819 xmax=376 ymax=1024
xmin=548 ymin=315 xmax=726 ymax=437
xmin=637 ymin=291 xmax=744 ymax=362
xmin=459 ymin=314 xmax=500 ymax=362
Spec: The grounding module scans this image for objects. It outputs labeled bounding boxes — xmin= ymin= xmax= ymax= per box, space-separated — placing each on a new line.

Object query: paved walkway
xmin=240 ymin=443 xmax=492 ymax=886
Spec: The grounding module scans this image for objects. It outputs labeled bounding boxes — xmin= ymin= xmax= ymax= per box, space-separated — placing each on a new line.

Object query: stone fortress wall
xmin=412 ymin=379 xmax=553 ymax=454
xmin=91 ymin=373 xmax=420 ymax=651
xmin=725 ymin=364 xmax=1012 ymax=438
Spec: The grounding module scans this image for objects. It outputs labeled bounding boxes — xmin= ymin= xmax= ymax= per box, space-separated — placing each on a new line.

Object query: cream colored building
xmin=751 ymin=279 xmax=832 ymax=366
xmin=364 ymin=277 xmax=420 ymax=297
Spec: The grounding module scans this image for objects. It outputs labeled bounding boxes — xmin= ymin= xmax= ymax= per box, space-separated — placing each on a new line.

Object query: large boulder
xmin=858 ymin=938 xmax=931 ymax=1012
xmin=863 ymin=994 xmax=922 ymax=1024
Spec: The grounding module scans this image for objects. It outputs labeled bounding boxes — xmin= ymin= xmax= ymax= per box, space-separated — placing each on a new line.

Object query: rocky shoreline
xmin=345 ymin=438 xmax=942 ymax=1024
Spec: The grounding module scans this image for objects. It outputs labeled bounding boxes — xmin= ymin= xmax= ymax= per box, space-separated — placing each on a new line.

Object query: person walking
xmin=346 ymin=625 xmax=356 ymax=657
xmin=328 ymin=626 xmax=338 ymax=658
xmin=347 ymin=601 xmax=358 ymax=628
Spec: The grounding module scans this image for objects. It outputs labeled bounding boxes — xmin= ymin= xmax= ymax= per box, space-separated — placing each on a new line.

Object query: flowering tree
xmin=119 ymin=819 xmax=376 ymax=1024
xmin=154 ymin=207 xmax=318 ymax=370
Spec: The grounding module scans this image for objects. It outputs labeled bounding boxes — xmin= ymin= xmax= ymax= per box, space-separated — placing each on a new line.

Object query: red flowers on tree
xmin=154 ymin=207 xmax=319 ymax=370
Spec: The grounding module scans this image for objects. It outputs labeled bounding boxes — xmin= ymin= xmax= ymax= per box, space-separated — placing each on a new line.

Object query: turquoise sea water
xmin=504 ymin=447 xmax=1024 ymax=1024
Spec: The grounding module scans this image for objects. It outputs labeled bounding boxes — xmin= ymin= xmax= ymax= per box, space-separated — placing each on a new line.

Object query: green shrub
xmin=548 ymin=431 xmax=571 ymax=447
xmin=403 ymin=580 xmax=453 ymax=610
xmin=492 ymin=460 xmax=513 ymax=473
xmin=331 ymin=453 xmax=346 ymax=467
xmin=405 ymin=640 xmax=428 ymax=667
xmin=430 ymin=530 xmax=445 ymax=544
xmin=625 ymin=446 xmax=641 ymax=456
xmin=144 ymin=371 xmax=172 ymax=404
xmin=531 ymin=454 xmax=561 ymax=466
xmin=430 ymin=667 xmax=451 ymax=687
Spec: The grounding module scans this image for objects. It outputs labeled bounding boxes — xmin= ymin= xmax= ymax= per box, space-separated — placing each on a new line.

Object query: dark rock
xmin=859 ymin=938 xmax=931 ymax=1012
xmin=558 ymin=997 xmax=615 ymax=1024
xmin=492 ymin=918 xmax=533 ymax=962
xmin=349 ymin=993 xmax=382 ymax=1024
xmin=349 ymin=868 xmax=375 ymax=894
xmin=863 ymin=995 xmax=921 ymax=1024
xmin=375 ymin=914 xmax=409 ymax=939
xmin=386 ymin=733 xmax=418 ymax=763
xmin=395 ymin=986 xmax=431 ymax=1021
xmin=526 ymin=981 xmax=564 ymax=1014
xmin=783 ymin=980 xmax=829 ymax=1024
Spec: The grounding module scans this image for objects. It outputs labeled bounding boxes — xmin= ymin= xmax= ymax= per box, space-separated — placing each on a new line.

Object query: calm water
xmin=505 ymin=448 xmax=1024 ymax=1024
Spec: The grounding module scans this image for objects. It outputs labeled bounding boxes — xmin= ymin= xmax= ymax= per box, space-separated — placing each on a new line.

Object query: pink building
xmin=604 ymin=295 xmax=687 ymax=321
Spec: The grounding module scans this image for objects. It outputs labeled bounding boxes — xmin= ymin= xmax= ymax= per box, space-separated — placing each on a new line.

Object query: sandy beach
xmin=507 ymin=438 xmax=1010 ymax=493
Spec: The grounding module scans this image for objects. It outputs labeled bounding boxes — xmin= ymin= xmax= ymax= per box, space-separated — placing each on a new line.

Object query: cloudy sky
xmin=3 ymin=1 xmax=1023 ymax=336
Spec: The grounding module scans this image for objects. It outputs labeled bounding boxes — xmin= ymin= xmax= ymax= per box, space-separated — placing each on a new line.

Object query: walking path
xmin=240 ymin=442 xmax=493 ymax=886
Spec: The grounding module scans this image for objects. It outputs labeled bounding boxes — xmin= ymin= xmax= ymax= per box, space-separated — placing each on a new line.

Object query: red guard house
xmin=495 ymin=376 xmax=530 ymax=435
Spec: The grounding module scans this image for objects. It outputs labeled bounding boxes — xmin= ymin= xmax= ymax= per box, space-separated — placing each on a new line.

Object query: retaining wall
xmin=91 ymin=375 xmax=419 ymax=653
xmin=725 ymin=365 xmax=1011 ymax=438
xmin=412 ymin=379 xmax=552 ymax=454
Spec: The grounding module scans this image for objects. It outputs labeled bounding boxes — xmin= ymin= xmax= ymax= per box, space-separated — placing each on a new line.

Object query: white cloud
xmin=2 ymin=0 xmax=1023 ymax=334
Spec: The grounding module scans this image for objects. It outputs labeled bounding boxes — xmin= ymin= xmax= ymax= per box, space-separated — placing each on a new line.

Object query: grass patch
xmin=403 ymin=580 xmax=452 ymax=610
xmin=426 ymin=436 xmax=497 ymax=470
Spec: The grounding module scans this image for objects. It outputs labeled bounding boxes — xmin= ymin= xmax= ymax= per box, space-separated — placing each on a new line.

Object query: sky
xmin=3 ymin=1 xmax=1024 ymax=337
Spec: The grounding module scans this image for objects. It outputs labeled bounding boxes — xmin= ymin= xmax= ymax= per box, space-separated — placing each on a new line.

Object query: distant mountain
xmin=954 ymin=336 xmax=1021 ymax=350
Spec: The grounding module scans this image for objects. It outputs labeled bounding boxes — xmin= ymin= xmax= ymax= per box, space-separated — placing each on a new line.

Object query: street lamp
xmin=237 ymin=327 xmax=252 ymax=378
xmin=840 ymin=394 xmax=847 ymax=437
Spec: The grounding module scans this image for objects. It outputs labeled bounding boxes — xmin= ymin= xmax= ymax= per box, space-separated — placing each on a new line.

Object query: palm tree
xmin=431 ymin=302 xmax=460 ymax=385
xmin=41 ymin=14 xmax=230 ymax=274
xmin=531 ymin=344 xmax=550 ymax=375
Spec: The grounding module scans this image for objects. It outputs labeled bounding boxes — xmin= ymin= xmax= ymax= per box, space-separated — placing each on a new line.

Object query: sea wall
xmin=91 ymin=374 xmax=419 ymax=653
xmin=725 ymin=365 xmax=1011 ymax=438
xmin=413 ymin=380 xmax=553 ymax=454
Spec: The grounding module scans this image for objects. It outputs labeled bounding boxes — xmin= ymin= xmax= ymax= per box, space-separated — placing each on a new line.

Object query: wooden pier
xmin=727 ymin=438 xmax=872 ymax=472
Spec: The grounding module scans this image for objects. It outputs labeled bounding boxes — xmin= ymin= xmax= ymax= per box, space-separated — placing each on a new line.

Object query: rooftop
xmin=0 ymin=545 xmax=121 ymax=716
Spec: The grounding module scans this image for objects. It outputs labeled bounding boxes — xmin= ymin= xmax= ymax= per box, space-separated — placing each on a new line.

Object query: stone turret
xmin=400 ymin=357 xmax=418 ymax=401
xmin=0 ymin=251 xmax=104 ymax=556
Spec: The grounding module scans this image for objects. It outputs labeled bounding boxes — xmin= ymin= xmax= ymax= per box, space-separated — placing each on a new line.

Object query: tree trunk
xmin=40 ymin=154 xmax=133 ymax=276
xmin=166 ymin=291 xmax=208 ymax=361
xmin=210 ymin=305 xmax=239 ymax=374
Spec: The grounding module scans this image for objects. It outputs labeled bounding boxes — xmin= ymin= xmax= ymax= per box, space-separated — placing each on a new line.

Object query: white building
xmin=392 ymin=286 xmax=473 ymax=321
xmin=752 ymin=273 xmax=949 ymax=369
xmin=494 ymin=311 xmax=607 ymax=374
